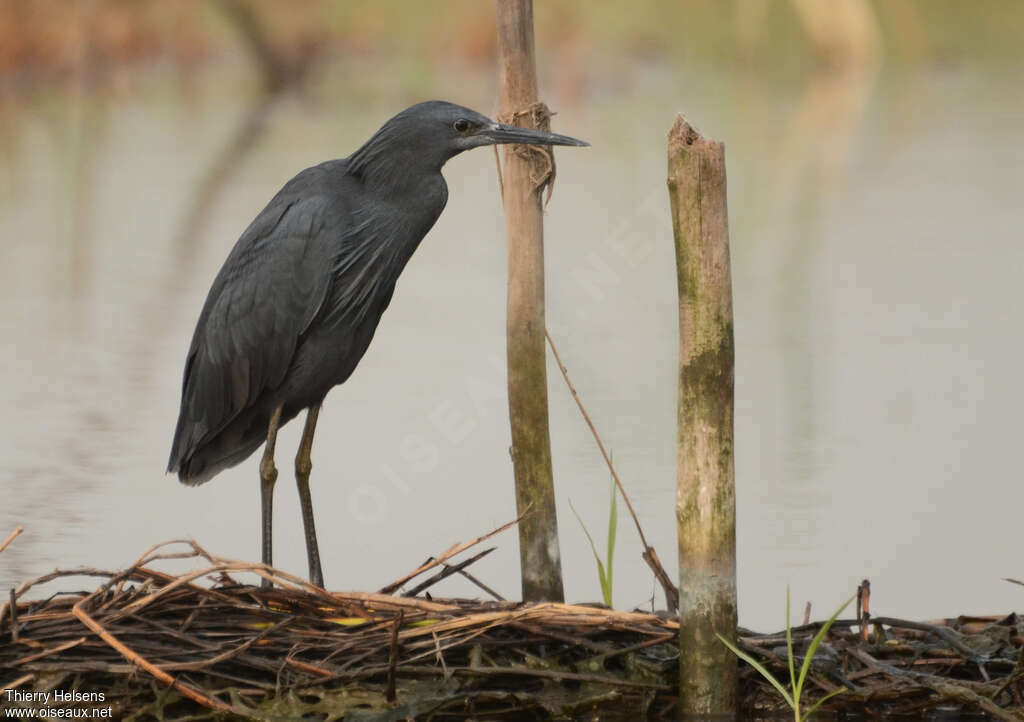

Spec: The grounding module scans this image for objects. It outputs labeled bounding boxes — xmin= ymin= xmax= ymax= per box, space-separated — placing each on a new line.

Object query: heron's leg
xmin=295 ymin=403 xmax=324 ymax=588
xmin=259 ymin=405 xmax=284 ymax=590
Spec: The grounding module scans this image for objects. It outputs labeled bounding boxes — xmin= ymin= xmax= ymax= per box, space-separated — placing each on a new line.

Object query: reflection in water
xmin=1 ymin=54 xmax=1022 ymax=631
xmin=171 ymin=97 xmax=276 ymax=261
xmin=735 ymin=62 xmax=879 ymax=567
xmin=736 ymin=0 xmax=882 ymax=67
xmin=145 ymin=94 xmax=281 ymax=405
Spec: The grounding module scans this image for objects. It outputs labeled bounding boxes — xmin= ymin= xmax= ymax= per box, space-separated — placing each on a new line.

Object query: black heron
xmin=168 ymin=100 xmax=587 ymax=588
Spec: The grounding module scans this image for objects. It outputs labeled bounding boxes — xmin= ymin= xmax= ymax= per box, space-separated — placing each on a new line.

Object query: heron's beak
xmin=481 ymin=123 xmax=589 ymax=147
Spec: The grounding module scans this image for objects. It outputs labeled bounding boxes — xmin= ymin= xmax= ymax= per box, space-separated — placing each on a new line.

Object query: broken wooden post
xmin=495 ymin=0 xmax=564 ymax=603
xmin=667 ymin=114 xmax=738 ymax=715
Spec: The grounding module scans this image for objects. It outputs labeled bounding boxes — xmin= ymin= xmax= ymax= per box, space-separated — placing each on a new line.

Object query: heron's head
xmin=434 ymin=101 xmax=589 ymax=154
xmin=358 ymin=101 xmax=588 ymax=173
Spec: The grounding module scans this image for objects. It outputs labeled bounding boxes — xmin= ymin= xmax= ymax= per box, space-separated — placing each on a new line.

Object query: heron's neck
xmin=348 ymin=134 xmax=447 ymax=196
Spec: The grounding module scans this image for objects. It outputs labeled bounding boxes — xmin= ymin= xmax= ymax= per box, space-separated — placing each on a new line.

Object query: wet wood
xmin=667 ymin=114 xmax=738 ymax=715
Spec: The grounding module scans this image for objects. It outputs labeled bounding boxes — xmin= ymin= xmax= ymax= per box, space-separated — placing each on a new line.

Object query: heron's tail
xmin=168 ymin=408 xmax=270 ymax=486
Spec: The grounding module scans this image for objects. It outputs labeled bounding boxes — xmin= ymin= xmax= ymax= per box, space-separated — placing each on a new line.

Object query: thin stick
xmin=385 ymin=609 xmax=404 ymax=702
xmin=492 ymin=145 xmax=504 ymax=199
xmin=990 ymin=644 xmax=1024 ymax=707
xmin=380 ymin=513 xmax=523 ymax=595
xmin=432 ymin=631 xmax=450 ymax=678
xmin=590 ymin=633 xmax=677 ymax=664
xmin=163 ymin=620 xmax=290 ymax=671
xmin=510 ymin=621 xmax=611 ymax=654
xmin=8 ymin=637 xmax=86 ymax=666
xmin=545 ymin=330 xmax=679 ymax=611
xmin=71 ymin=598 xmax=238 ymax=713
xmin=403 ymin=548 xmax=496 ymax=598
xmin=870 ymin=617 xmax=986 ymax=662
xmin=288 ymin=658 xmax=333 ymax=678
xmin=0 ymin=526 xmax=23 ymax=554
xmin=858 ymin=579 xmax=871 ymax=642
xmin=453 ymin=567 xmax=505 ymax=602
xmin=396 ymin=664 xmax=670 ymax=690
xmin=9 ymin=589 xmax=18 ymax=643
xmin=0 ymin=674 xmax=34 ymax=695
xmin=116 ymin=550 xmax=344 ymax=616
xmin=846 ymin=646 xmax=1015 ymax=720
xmin=14 ymin=568 xmax=124 ymax=599
xmin=546 ymin=331 xmax=648 ymax=546
xmin=128 ymin=537 xmax=203 ymax=570
xmin=334 ymin=592 xmax=459 ymax=614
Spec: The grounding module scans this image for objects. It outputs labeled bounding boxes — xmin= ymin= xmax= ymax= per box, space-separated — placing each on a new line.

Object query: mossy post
xmin=667 ymin=115 xmax=738 ymax=715
xmin=495 ymin=0 xmax=564 ymax=603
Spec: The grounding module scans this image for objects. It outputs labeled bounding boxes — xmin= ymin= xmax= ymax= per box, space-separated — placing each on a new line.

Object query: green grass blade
xmin=796 ymin=595 xmax=854 ymax=695
xmin=716 ymin=633 xmax=794 ymax=707
xmin=569 ymin=498 xmax=611 ymax=605
xmin=786 ymin=586 xmax=797 ymax=693
xmin=605 ymin=471 xmax=617 ymax=607
xmin=569 ymin=498 xmax=601 ymax=560
xmin=597 ymin=559 xmax=611 ymax=607
xmin=804 ymin=686 xmax=848 ymax=719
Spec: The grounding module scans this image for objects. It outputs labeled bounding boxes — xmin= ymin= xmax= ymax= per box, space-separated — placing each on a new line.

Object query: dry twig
xmin=0 ymin=526 xmax=23 ymax=554
xmin=379 ymin=513 xmax=523 ymax=595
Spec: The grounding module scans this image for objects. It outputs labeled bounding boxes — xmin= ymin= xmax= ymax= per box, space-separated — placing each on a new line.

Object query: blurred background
xmin=1 ymin=0 xmax=1022 ymax=631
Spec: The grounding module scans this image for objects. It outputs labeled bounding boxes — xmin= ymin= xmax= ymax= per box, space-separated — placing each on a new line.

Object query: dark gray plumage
xmin=167 ymin=100 xmax=587 ymax=588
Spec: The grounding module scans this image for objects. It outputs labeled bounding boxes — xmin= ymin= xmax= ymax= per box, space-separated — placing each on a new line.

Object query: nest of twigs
xmin=739 ymin=611 xmax=1023 ymax=720
xmin=1 ymin=536 xmax=679 ymax=720
xmin=1 ymin=529 xmax=1022 ymax=720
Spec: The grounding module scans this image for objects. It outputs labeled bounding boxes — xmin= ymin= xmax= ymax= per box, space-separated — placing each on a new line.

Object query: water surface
xmin=1 ymin=57 xmax=1021 ymax=631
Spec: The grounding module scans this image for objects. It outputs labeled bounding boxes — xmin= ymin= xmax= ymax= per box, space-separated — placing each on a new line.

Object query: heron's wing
xmin=316 ymin=176 xmax=446 ymax=330
xmin=318 ymin=205 xmax=408 ymax=329
xmin=170 ymin=193 xmax=337 ymax=468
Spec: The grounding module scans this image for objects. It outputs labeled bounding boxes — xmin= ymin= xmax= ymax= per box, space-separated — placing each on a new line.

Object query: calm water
xmin=1 ymin=56 xmax=1021 ymax=632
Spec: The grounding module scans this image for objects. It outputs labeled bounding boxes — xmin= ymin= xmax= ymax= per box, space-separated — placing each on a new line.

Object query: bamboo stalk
xmin=494 ymin=0 xmax=564 ymax=603
xmin=667 ymin=114 xmax=738 ymax=715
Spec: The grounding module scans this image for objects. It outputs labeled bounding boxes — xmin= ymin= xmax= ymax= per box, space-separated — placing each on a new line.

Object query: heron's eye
xmin=453 ymin=119 xmax=472 ymax=133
